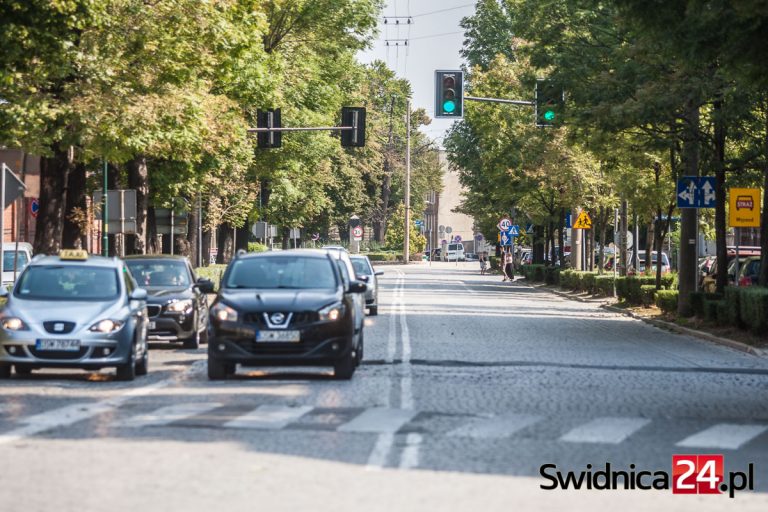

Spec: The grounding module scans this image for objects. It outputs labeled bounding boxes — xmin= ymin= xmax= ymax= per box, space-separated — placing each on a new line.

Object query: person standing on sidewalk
xmin=501 ymin=250 xmax=510 ymax=281
xmin=505 ymin=249 xmax=515 ymax=281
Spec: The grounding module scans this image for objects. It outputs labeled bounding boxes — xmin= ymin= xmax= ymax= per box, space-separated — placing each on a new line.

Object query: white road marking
xmin=560 ymin=417 xmax=650 ymax=444
xmin=460 ymin=281 xmax=477 ymax=295
xmin=399 ymin=433 xmax=422 ymax=469
xmin=0 ymin=360 xmax=205 ymax=446
xmin=338 ymin=407 xmax=418 ymax=434
xmin=124 ymin=402 xmax=222 ymax=428
xmin=224 ymin=405 xmax=313 ymax=430
xmin=447 ymin=413 xmax=542 ymax=439
xmin=676 ymin=423 xmax=768 ymax=450
xmin=365 ymin=433 xmax=395 ymax=470
xmin=385 ymin=274 xmax=402 ymax=364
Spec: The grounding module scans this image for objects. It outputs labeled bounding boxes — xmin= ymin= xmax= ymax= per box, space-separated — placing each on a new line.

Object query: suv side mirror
xmin=348 ymin=281 xmax=367 ymax=294
xmin=130 ymin=288 xmax=148 ymax=301
xmin=195 ymin=278 xmax=215 ymax=294
xmin=357 ymin=275 xmax=370 ymax=282
xmin=374 ymin=271 xmax=384 ymax=276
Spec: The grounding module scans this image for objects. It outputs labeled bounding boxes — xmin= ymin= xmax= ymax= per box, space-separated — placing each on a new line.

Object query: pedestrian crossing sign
xmin=572 ymin=211 xmax=592 ymax=230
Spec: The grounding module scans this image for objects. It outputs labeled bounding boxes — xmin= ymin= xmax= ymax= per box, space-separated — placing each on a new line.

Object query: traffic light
xmin=256 ymin=108 xmax=282 ymax=148
xmin=341 ymin=107 xmax=366 ymax=147
xmin=535 ymin=79 xmax=563 ymax=127
xmin=435 ymin=70 xmax=463 ymax=118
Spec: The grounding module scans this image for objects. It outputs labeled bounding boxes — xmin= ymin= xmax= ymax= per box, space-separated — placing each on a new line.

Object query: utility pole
xmin=102 ymin=159 xmax=108 ymax=257
xmin=404 ymin=99 xmax=411 ymax=264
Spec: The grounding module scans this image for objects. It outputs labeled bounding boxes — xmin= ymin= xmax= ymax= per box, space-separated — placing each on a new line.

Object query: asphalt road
xmin=2 ymin=261 xmax=768 ymax=511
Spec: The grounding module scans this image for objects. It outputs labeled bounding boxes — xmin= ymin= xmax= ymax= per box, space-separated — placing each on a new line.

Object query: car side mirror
xmin=130 ymin=288 xmax=148 ymax=301
xmin=375 ymin=271 xmax=384 ymax=276
xmin=195 ymin=278 xmax=215 ymax=294
xmin=348 ymin=281 xmax=367 ymax=294
xmin=357 ymin=275 xmax=370 ymax=282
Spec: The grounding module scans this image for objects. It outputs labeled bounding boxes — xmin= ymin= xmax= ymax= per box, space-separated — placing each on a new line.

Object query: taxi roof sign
xmin=59 ymin=249 xmax=89 ymax=261
xmin=572 ymin=211 xmax=592 ymax=230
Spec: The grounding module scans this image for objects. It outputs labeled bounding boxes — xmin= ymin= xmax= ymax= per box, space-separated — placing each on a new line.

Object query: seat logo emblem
xmin=54 ymin=323 xmax=64 ymax=332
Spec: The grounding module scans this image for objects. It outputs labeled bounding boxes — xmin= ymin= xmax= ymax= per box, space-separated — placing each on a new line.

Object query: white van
xmin=2 ymin=242 xmax=33 ymax=288
xmin=442 ymin=243 xmax=465 ymax=262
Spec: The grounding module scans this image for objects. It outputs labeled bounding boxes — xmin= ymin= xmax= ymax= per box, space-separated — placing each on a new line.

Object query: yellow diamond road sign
xmin=572 ymin=211 xmax=592 ymax=230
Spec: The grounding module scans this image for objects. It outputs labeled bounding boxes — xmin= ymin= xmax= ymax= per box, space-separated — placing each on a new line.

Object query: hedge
xmin=640 ymin=285 xmax=656 ymax=307
xmin=616 ymin=275 xmax=676 ymax=305
xmin=544 ymin=266 xmax=560 ymax=285
xmin=194 ymin=264 xmax=227 ymax=292
xmin=739 ymin=287 xmax=768 ymax=334
xmin=366 ymin=252 xmax=398 ymax=262
xmin=593 ymin=275 xmax=615 ymax=296
xmin=489 ymin=256 xmax=501 ymax=270
xmin=723 ymin=286 xmax=742 ymax=328
xmin=690 ymin=292 xmax=723 ymax=318
xmin=655 ymin=290 xmax=678 ymax=313
xmin=702 ymin=299 xmax=721 ymax=323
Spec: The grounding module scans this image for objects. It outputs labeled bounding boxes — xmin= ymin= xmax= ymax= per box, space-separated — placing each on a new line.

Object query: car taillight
xmin=739 ymin=276 xmax=752 ymax=287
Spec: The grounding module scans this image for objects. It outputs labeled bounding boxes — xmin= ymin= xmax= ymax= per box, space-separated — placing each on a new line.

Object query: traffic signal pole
xmin=464 ymin=95 xmax=534 ymax=106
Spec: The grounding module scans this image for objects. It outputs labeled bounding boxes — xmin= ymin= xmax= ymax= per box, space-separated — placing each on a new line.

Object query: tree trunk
xmin=532 ymin=225 xmax=545 ymax=264
xmin=645 ymin=222 xmax=654 ymax=275
xmin=714 ymin=98 xmax=728 ymax=294
xmin=557 ymin=208 xmax=565 ymax=267
xmin=598 ymin=207 xmax=606 ymax=275
xmin=34 ymin=146 xmax=71 ymax=254
xmin=147 ymin=207 xmax=160 ymax=254
xmin=187 ymin=201 xmax=199 ymax=267
xmin=760 ymin=105 xmax=768 ymax=285
xmin=619 ymin=199 xmax=628 ymax=276
xmin=127 ymin=155 xmax=149 ymax=255
xmin=678 ymin=99 xmax=701 ymax=316
xmin=377 ymin=169 xmax=392 ymax=242
xmin=62 ymin=162 xmax=86 ymax=249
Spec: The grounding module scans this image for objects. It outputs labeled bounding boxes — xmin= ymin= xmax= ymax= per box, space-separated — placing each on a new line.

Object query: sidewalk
xmin=523 ymin=280 xmax=768 ymax=358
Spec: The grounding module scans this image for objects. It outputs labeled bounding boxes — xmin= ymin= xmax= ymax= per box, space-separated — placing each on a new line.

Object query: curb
xmin=524 ymin=279 xmax=767 ymax=358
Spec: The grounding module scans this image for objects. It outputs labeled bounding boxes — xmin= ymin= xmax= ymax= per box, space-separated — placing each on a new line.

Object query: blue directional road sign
xmin=525 ymin=223 xmax=534 ymax=234
xmin=500 ymin=231 xmax=512 ymax=246
xmin=507 ymin=225 xmax=520 ymax=236
xmin=565 ymin=213 xmax=572 ymax=228
xmin=677 ymin=176 xmax=716 ymax=208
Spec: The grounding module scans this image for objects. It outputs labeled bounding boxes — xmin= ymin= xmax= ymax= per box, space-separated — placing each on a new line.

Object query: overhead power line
xmin=411 ymin=3 xmax=475 ymax=18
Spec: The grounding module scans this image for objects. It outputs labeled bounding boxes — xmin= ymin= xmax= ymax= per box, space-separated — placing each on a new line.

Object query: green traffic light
xmin=544 ymin=110 xmax=555 ymax=121
xmin=443 ymin=100 xmax=456 ymax=113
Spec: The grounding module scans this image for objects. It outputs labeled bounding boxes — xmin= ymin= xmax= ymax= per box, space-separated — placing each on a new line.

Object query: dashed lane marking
xmin=559 ymin=417 xmax=651 ymax=445
xmin=676 ymin=423 xmax=768 ymax=450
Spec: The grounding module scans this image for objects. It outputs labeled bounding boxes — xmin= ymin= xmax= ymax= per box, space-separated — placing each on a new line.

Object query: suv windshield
xmin=225 ymin=256 xmax=337 ymax=290
xmin=15 ymin=265 xmax=120 ymax=301
xmin=126 ymin=260 xmax=190 ymax=287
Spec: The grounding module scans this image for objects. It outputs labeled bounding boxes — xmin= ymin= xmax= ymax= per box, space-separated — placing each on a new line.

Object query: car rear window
xmin=3 ymin=251 xmax=29 ymax=270
xmin=225 ymin=256 xmax=337 ymax=290
xmin=126 ymin=260 xmax=191 ymax=287
xmin=15 ymin=265 xmax=120 ymax=301
xmin=351 ymin=258 xmax=372 ymax=275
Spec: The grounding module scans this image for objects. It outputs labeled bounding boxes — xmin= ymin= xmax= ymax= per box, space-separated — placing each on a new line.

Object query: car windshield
xmin=126 ymin=260 xmax=190 ymax=287
xmin=3 ymin=250 xmax=29 ymax=270
xmin=15 ymin=265 xmax=120 ymax=301
xmin=225 ymin=256 xmax=337 ymax=290
xmin=350 ymin=258 xmax=371 ymax=276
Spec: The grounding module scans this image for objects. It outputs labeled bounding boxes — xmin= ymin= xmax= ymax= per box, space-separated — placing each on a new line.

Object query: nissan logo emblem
xmin=270 ymin=313 xmax=286 ymax=325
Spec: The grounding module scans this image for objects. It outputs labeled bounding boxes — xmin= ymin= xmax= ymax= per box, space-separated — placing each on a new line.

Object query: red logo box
xmin=672 ymin=455 xmax=724 ymax=494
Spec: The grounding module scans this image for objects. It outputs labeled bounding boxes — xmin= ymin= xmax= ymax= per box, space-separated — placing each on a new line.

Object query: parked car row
xmin=0 ymin=247 xmax=384 ymax=382
xmin=700 ymin=248 xmax=762 ymax=292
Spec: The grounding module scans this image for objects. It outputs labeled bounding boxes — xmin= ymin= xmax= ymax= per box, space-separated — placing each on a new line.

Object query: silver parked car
xmin=350 ymin=255 xmax=383 ymax=316
xmin=0 ymin=250 xmax=150 ymax=381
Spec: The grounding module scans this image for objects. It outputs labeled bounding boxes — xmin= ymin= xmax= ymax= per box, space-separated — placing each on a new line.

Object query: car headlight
xmin=319 ymin=302 xmax=345 ymax=322
xmin=1 ymin=317 xmax=28 ymax=331
xmin=89 ymin=319 xmax=124 ymax=333
xmin=166 ymin=299 xmax=193 ymax=313
xmin=211 ymin=303 xmax=238 ymax=322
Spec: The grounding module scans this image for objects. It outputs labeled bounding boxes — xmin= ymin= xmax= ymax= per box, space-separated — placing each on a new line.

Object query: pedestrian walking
xmin=505 ymin=250 xmax=515 ymax=281
xmin=501 ymin=250 xmax=509 ymax=281
xmin=479 ymin=252 xmax=487 ymax=275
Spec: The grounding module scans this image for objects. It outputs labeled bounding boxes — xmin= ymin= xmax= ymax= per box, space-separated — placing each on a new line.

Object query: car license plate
xmin=147 ymin=321 xmax=156 ymax=330
xmin=256 ymin=330 xmax=300 ymax=343
xmin=36 ymin=339 xmax=81 ymax=351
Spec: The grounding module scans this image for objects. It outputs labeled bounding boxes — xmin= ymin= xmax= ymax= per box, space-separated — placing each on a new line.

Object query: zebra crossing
xmin=111 ymin=402 xmax=768 ymax=450
xmin=3 ymin=400 xmax=767 ymax=451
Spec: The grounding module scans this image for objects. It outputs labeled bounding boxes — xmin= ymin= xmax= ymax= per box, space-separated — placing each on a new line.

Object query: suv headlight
xmin=1 ymin=317 xmax=28 ymax=331
xmin=89 ymin=319 xmax=124 ymax=333
xmin=211 ymin=303 xmax=238 ymax=322
xmin=319 ymin=302 xmax=345 ymax=322
xmin=166 ymin=299 xmax=193 ymax=313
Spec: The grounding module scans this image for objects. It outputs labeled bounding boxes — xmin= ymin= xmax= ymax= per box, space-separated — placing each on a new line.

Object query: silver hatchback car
xmin=0 ymin=250 xmax=150 ymax=381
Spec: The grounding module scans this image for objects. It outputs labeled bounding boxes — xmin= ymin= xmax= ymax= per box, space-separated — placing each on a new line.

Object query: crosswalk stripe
xmin=676 ymin=424 xmax=768 ymax=450
xmin=124 ymin=403 xmax=222 ymax=428
xmin=447 ymin=413 xmax=542 ymax=439
xmin=337 ymin=407 xmax=418 ymax=434
xmin=560 ymin=417 xmax=650 ymax=444
xmin=224 ymin=405 xmax=313 ymax=430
